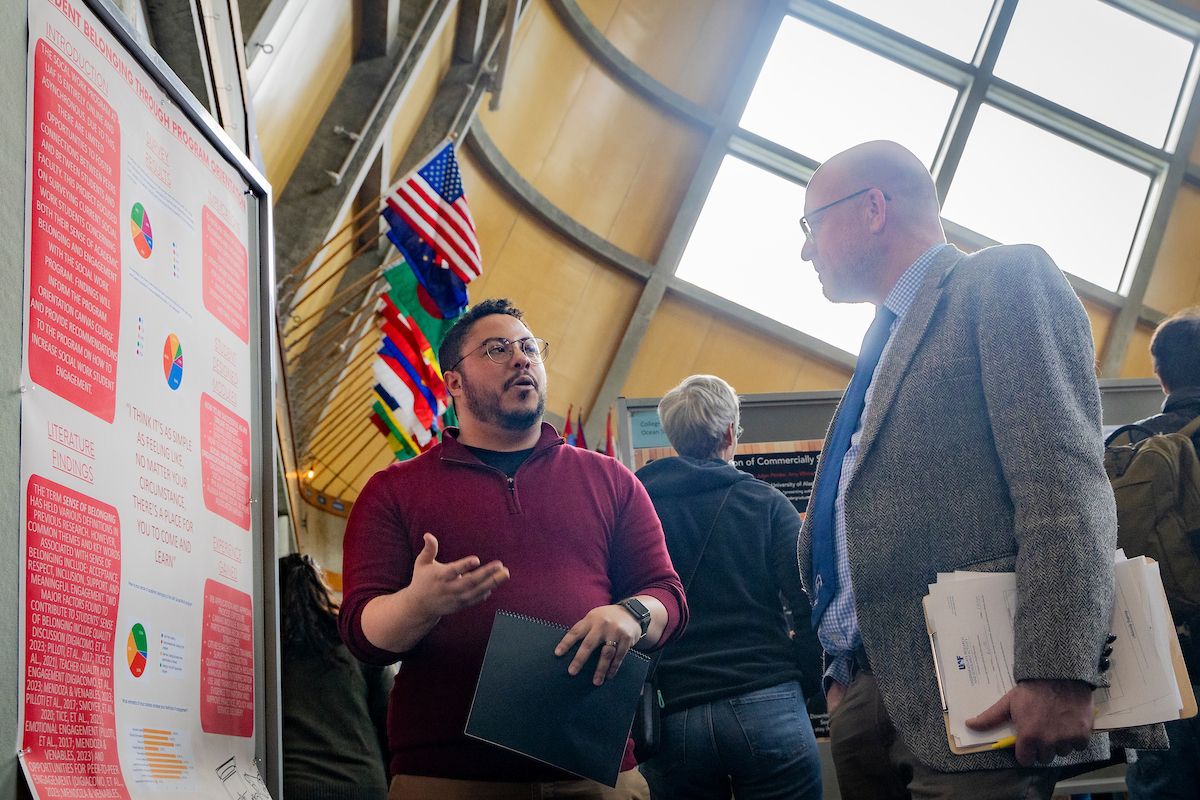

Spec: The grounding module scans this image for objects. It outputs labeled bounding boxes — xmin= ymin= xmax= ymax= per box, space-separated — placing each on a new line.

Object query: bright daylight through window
xmin=675 ymin=0 xmax=1198 ymax=356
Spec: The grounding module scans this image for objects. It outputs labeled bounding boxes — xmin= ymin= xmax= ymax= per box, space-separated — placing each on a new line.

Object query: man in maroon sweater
xmin=339 ymin=298 xmax=688 ymax=799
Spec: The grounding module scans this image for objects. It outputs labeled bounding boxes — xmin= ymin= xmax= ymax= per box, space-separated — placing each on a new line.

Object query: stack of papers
xmin=923 ymin=552 xmax=1193 ymax=752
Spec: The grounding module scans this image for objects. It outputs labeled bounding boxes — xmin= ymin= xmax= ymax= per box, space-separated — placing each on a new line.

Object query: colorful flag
xmin=383 ymin=263 xmax=456 ymax=347
xmin=575 ymin=408 xmax=588 ymax=450
xmin=372 ymin=362 xmax=433 ymax=448
xmin=605 ymin=409 xmax=615 ymax=457
xmin=381 ymin=140 xmax=480 ymax=319
xmin=563 ymin=404 xmax=574 ymax=446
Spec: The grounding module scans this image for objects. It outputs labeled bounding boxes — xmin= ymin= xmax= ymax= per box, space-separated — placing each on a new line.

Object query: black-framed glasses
xmin=799 ymin=187 xmax=887 ymax=241
xmin=446 ymin=337 xmax=549 ymax=373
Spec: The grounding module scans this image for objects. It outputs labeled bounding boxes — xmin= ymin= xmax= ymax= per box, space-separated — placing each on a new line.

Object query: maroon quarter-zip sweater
xmin=339 ymin=423 xmax=688 ymax=781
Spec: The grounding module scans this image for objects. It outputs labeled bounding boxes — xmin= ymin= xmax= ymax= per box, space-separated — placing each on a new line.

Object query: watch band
xmin=618 ymin=597 xmax=651 ymax=636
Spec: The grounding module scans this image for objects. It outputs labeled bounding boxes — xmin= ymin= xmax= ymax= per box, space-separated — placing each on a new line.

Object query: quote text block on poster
xmin=201 ymin=207 xmax=248 ymax=344
xmin=23 ymin=476 xmax=128 ymax=800
xmin=199 ymin=580 xmax=254 ymax=737
xmin=28 ymin=40 xmax=121 ymax=423
xmin=200 ymin=393 xmax=251 ymax=530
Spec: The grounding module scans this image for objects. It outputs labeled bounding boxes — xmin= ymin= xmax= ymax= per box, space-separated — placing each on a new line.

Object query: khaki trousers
xmin=387 ymin=769 xmax=649 ymax=800
xmin=830 ymin=672 xmax=1059 ymax=800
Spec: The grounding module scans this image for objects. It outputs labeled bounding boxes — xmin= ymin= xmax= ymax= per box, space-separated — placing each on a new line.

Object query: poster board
xmin=18 ymin=0 xmax=277 ymax=797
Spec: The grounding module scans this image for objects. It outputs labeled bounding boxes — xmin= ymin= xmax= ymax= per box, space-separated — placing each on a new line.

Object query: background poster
xmin=634 ymin=439 xmax=824 ymax=516
xmin=19 ymin=0 xmax=264 ymax=797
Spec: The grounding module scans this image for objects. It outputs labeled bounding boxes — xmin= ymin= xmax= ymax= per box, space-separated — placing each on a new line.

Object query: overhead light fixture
xmin=307 ymin=469 xmax=315 ymax=479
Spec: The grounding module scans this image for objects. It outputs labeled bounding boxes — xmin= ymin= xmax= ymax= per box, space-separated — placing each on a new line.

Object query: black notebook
xmin=464 ymin=610 xmax=652 ymax=787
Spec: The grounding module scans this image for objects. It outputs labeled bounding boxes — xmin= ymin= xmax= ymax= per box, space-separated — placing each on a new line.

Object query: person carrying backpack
xmin=1122 ymin=306 xmax=1200 ymax=800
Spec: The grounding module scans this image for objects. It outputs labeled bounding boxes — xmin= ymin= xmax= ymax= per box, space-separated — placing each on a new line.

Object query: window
xmin=675 ymin=0 xmax=1200 ymax=357
xmin=675 ymin=155 xmax=875 ymax=355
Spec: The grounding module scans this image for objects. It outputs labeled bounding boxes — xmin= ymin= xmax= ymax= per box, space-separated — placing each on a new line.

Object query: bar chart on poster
xmin=18 ymin=0 xmax=268 ymax=797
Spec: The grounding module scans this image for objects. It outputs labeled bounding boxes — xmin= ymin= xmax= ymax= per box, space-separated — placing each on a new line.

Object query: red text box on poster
xmin=202 ymin=207 xmax=249 ymax=344
xmin=23 ymin=476 xmax=128 ymax=800
xmin=200 ymin=393 xmax=251 ymax=530
xmin=28 ymin=40 xmax=121 ymax=423
xmin=199 ymin=580 xmax=254 ymax=737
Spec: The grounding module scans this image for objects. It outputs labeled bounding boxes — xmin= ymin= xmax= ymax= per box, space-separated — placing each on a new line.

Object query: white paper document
xmin=925 ymin=553 xmax=1185 ymax=750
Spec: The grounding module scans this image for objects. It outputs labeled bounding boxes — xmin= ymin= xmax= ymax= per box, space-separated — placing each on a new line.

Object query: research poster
xmin=19 ymin=0 xmax=265 ymax=798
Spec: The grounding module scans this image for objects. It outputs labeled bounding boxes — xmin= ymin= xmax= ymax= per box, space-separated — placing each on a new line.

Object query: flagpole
xmin=296 ymin=372 xmax=376 ymax=448
xmin=297 ymin=343 xmax=380 ymax=415
xmin=283 ymin=263 xmax=381 ymax=335
xmin=279 ymin=199 xmax=383 ymax=286
xmin=332 ymin=438 xmax=396 ymax=500
xmin=311 ymin=419 xmax=379 ymax=483
xmin=285 ymin=311 xmax=360 ymax=362
xmin=297 ymin=368 xmax=374 ymax=437
xmin=283 ymin=234 xmax=386 ymax=326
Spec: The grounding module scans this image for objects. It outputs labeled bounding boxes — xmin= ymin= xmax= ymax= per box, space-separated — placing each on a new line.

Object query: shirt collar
xmin=881 ymin=243 xmax=951 ymax=322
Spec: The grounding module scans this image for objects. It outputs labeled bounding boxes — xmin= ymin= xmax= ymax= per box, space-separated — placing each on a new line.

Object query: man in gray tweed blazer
xmin=796 ymin=141 xmax=1152 ymax=799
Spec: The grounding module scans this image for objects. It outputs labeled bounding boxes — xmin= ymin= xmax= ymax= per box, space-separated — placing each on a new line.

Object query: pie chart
xmin=131 ymin=203 xmax=153 ymax=259
xmin=162 ymin=334 xmax=183 ymax=390
xmin=127 ymin=623 xmax=148 ymax=678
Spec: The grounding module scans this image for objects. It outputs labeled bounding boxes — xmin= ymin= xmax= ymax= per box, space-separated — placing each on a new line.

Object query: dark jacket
xmin=1138 ymin=386 xmax=1200 ymax=447
xmin=636 ymin=456 xmax=822 ymax=716
xmin=282 ymin=644 xmax=391 ymax=800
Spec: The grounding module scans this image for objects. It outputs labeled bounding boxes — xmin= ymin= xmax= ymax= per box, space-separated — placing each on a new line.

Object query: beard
xmin=459 ymin=370 xmax=546 ymax=432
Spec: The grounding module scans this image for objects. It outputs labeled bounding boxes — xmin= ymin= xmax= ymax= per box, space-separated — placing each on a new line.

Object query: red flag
xmin=605 ymin=409 xmax=615 ymax=457
xmin=563 ymin=404 xmax=573 ymax=445
xmin=576 ymin=408 xmax=588 ymax=450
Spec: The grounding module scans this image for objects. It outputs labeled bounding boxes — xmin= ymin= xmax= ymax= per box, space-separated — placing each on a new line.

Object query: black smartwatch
xmin=617 ymin=597 xmax=651 ymax=637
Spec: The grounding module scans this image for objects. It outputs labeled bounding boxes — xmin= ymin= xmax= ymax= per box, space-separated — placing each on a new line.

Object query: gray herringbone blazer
xmin=798 ymin=243 xmax=1164 ymax=772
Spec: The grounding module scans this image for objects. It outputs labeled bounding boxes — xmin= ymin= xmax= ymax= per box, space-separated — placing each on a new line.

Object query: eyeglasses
xmin=799 ymin=187 xmax=888 ymax=241
xmin=447 ymin=337 xmax=549 ymax=373
xmin=737 ymin=426 xmax=744 ymax=438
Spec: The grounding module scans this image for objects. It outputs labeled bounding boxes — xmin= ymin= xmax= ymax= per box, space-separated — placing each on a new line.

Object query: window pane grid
xmin=680 ymin=0 xmax=1200 ymax=355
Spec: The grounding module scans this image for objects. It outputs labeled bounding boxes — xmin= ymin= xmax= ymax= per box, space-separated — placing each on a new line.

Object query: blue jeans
xmin=639 ymin=681 xmax=821 ymax=800
xmin=1125 ymin=694 xmax=1200 ymax=800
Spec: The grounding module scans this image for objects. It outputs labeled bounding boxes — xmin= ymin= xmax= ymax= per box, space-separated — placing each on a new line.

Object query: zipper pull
xmin=656 ymin=689 xmax=664 ymax=708
xmin=507 ymin=477 xmax=514 ymax=494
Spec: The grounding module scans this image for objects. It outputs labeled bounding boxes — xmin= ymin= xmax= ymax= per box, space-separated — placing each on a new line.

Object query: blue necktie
xmin=810 ymin=306 xmax=898 ymax=628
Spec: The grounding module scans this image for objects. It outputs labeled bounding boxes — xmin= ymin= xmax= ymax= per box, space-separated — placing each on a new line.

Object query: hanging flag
xmin=575 ymin=408 xmax=588 ymax=450
xmin=563 ymin=404 xmax=574 ymax=446
xmin=372 ymin=362 xmax=433 ymax=448
xmin=381 ymin=140 xmax=480 ymax=319
xmin=379 ymin=344 xmax=438 ymax=431
xmin=605 ymin=409 xmax=615 ymax=457
xmin=384 ymin=263 xmax=456 ymax=347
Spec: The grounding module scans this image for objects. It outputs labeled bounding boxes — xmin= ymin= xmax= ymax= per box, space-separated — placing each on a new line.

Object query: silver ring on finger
xmin=604 ymin=640 xmax=619 ymax=648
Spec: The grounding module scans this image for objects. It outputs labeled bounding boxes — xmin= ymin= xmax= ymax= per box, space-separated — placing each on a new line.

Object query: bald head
xmin=801 ymin=141 xmax=946 ymax=305
xmin=811 ymin=141 xmax=942 ymax=226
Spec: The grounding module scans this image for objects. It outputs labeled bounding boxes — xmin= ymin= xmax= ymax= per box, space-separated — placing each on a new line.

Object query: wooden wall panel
xmin=579 ymin=0 xmax=769 ymax=110
xmin=388 ymin=11 xmax=459 ymax=178
xmin=477 ymin=0 xmax=591 ymax=177
xmin=1119 ymin=323 xmax=1158 ymax=379
xmin=249 ymin=0 xmax=355 ymax=195
xmin=1081 ymin=298 xmax=1113 ymax=363
xmin=623 ymin=294 xmax=852 ymax=399
xmin=480 ymin=0 xmax=711 ymax=264
xmin=1144 ymin=183 xmax=1200 ymax=314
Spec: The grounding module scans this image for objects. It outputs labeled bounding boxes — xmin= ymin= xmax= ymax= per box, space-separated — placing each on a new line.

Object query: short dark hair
xmin=438 ymin=298 xmax=525 ymax=371
xmin=1150 ymin=307 xmax=1200 ymax=391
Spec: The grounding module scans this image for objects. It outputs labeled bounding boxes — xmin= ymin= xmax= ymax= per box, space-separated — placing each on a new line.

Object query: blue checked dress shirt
xmin=817 ymin=243 xmax=951 ymax=688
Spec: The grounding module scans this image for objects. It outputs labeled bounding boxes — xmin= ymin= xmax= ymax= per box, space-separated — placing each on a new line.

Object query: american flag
xmin=383 ymin=140 xmax=482 ymax=283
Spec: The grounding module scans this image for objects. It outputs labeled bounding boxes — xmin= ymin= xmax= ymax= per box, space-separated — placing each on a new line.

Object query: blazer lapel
xmin=852 ymin=246 xmax=965 ymax=473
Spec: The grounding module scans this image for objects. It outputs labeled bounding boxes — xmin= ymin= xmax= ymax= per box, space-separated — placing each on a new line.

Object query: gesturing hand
xmin=408 ymin=533 xmax=510 ymax=619
xmin=554 ymin=605 xmax=643 ymax=687
xmin=966 ymin=679 xmax=1095 ymax=766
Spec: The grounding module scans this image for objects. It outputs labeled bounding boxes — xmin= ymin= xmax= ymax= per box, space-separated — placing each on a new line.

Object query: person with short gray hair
xmin=636 ymin=374 xmax=823 ymax=800
xmin=657 ymin=375 xmax=741 ymax=460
